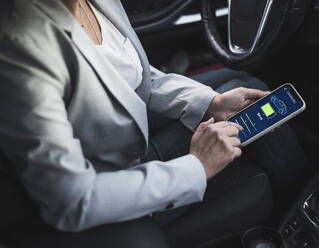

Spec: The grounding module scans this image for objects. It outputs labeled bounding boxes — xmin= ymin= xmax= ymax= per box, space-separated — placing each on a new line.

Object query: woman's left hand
xmin=205 ymin=87 xmax=269 ymax=122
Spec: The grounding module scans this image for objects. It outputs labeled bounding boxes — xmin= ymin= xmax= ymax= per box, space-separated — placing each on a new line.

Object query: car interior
xmin=1 ymin=0 xmax=319 ymax=247
xmin=121 ymin=0 xmax=319 ymax=247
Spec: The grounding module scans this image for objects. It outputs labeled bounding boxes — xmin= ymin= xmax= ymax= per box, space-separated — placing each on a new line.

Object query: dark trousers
xmin=6 ymin=68 xmax=311 ymax=248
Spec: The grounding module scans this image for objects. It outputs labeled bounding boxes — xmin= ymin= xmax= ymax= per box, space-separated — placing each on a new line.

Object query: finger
xmin=207 ymin=117 xmax=215 ymax=124
xmin=227 ymin=121 xmax=243 ymax=131
xmin=221 ymin=126 xmax=240 ymax=137
xmin=196 ymin=117 xmax=214 ymax=132
xmin=196 ymin=123 xmax=208 ymax=133
xmin=211 ymin=121 xmax=243 ymax=131
xmin=224 ymin=121 xmax=243 ymax=131
xmin=233 ymin=147 xmax=242 ymax=158
xmin=227 ymin=137 xmax=241 ymax=147
xmin=245 ymin=89 xmax=269 ymax=100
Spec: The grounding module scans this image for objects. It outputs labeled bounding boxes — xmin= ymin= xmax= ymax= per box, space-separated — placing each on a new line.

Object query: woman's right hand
xmin=190 ymin=118 xmax=243 ymax=180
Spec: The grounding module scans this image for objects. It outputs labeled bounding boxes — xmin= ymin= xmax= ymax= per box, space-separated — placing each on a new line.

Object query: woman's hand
xmin=190 ymin=118 xmax=243 ymax=180
xmin=205 ymin=87 xmax=269 ymax=121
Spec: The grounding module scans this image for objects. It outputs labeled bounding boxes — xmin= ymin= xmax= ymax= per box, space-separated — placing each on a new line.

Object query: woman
xmin=0 ymin=0 xmax=310 ymax=247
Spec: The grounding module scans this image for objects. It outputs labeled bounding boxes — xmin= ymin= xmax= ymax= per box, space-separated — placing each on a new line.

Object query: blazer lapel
xmin=71 ymin=25 xmax=149 ymax=145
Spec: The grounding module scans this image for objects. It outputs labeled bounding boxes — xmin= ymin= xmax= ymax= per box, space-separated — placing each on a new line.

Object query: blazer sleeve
xmin=0 ymin=36 xmax=207 ymax=232
xmin=148 ymin=66 xmax=219 ymax=131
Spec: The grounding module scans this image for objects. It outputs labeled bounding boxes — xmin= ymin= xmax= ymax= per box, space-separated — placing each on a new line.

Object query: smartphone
xmin=227 ymin=83 xmax=306 ymax=147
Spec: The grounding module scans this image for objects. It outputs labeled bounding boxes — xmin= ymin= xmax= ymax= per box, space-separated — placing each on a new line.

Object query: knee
xmin=243 ymin=76 xmax=270 ymax=91
xmin=217 ymin=76 xmax=270 ymax=93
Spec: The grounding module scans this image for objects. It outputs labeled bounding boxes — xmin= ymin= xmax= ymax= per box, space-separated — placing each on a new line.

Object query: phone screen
xmin=228 ymin=84 xmax=304 ymax=144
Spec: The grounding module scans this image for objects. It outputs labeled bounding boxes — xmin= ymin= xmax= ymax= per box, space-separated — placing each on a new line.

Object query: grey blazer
xmin=0 ymin=0 xmax=218 ymax=231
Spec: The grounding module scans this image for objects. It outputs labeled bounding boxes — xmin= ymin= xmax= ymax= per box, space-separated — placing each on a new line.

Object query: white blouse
xmin=89 ymin=2 xmax=143 ymax=90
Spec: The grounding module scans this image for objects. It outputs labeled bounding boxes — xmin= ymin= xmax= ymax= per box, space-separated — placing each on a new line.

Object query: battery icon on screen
xmin=261 ymin=103 xmax=275 ymax=117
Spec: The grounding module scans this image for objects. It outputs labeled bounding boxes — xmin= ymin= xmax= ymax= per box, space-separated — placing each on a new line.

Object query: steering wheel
xmin=202 ymin=0 xmax=313 ymax=69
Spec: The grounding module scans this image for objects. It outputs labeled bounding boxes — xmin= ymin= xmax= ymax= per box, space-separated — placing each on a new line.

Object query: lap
xmin=190 ymin=67 xmax=269 ymax=93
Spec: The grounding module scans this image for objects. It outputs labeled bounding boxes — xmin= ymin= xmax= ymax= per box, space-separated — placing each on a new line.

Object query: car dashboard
xmin=121 ymin=0 xmax=228 ymax=34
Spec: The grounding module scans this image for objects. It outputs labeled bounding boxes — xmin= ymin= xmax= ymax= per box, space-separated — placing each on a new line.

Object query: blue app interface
xmin=228 ymin=85 xmax=303 ymax=144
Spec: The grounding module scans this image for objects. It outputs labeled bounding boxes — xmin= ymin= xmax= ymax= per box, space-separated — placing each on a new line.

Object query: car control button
xmin=289 ymin=217 xmax=301 ymax=230
xmin=282 ymin=225 xmax=294 ymax=239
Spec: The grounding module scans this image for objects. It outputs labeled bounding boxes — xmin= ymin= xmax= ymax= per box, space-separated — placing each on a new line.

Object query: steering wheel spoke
xmin=228 ymin=0 xmax=274 ymax=55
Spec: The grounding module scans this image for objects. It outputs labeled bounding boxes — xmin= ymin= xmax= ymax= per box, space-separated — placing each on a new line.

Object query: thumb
xmin=196 ymin=117 xmax=215 ymax=132
xmin=245 ymin=89 xmax=269 ymax=100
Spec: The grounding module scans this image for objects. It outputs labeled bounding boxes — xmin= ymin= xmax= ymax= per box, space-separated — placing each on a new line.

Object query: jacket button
xmin=166 ymin=203 xmax=174 ymax=210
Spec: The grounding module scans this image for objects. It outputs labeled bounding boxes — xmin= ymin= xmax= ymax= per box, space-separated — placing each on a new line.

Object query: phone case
xmin=227 ymin=83 xmax=306 ymax=147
